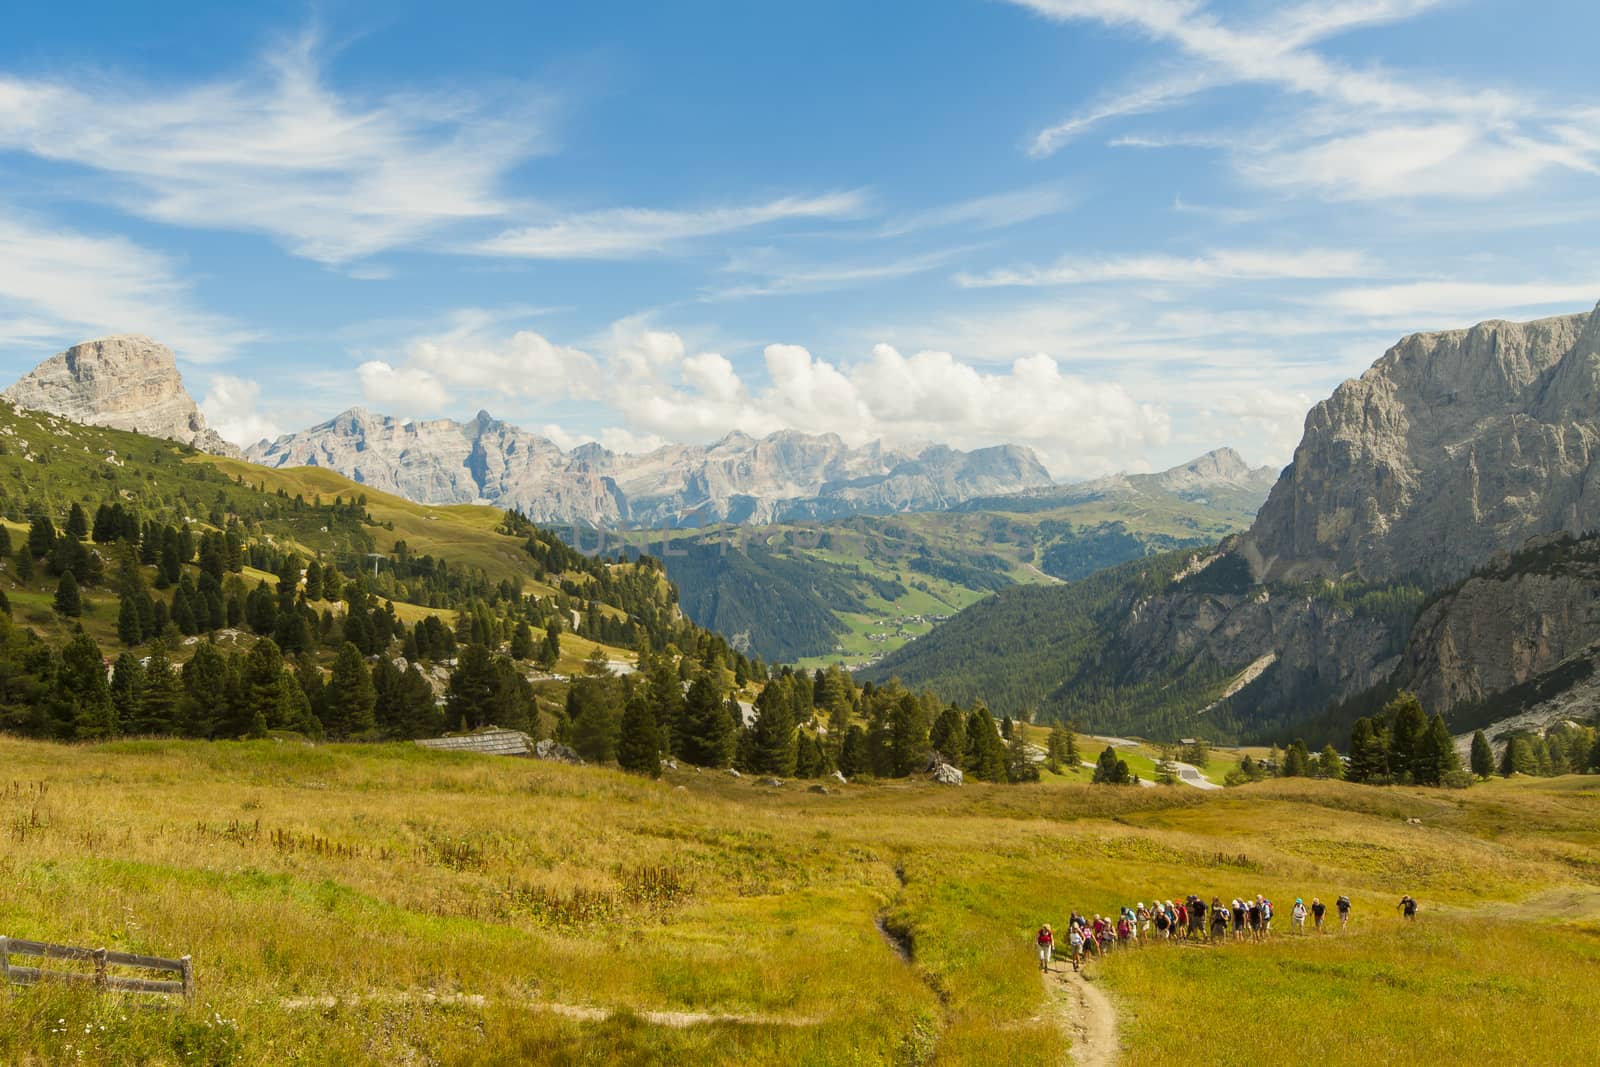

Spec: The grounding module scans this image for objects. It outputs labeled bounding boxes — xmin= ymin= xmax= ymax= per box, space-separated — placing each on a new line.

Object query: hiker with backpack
xmin=1397 ymin=895 xmax=1418 ymax=920
xmin=1068 ymin=921 xmax=1087 ymax=970
xmin=1337 ymin=895 xmax=1352 ymax=929
xmin=1210 ymin=897 xmax=1229 ymax=941
xmin=1037 ymin=923 xmax=1054 ymax=971
xmin=1291 ymin=898 xmax=1308 ymax=933
xmin=1311 ymin=897 xmax=1327 ymax=931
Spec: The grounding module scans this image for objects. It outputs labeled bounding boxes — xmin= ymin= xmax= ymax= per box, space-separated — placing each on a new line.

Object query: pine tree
xmin=27 ymin=512 xmax=56 ymax=560
xmin=325 ymin=642 xmax=377 ymax=739
xmin=1320 ymin=743 xmax=1344 ymax=780
xmin=537 ymin=619 xmax=561 ymax=669
xmin=65 ymin=502 xmax=88 ymax=541
xmin=53 ymin=571 xmax=82 ymax=617
xmin=109 ymin=652 xmax=145 ymax=731
xmin=1063 ymin=720 xmax=1081 ymax=765
xmin=646 ymin=653 xmax=687 ymax=755
xmin=750 ymin=684 xmax=798 ymax=775
xmin=117 ymin=593 xmax=143 ymax=646
xmin=617 ymin=694 xmax=662 ymax=777
xmin=1384 ymin=691 xmax=1429 ymax=782
xmin=59 ymin=629 xmax=115 ymax=739
xmin=182 ymin=640 xmax=233 ymax=737
xmin=138 ymin=641 xmax=183 ymax=735
xmin=446 ymin=644 xmax=499 ymax=730
xmin=241 ymin=638 xmax=294 ymax=734
xmin=0 ymin=523 xmax=10 ymax=559
xmin=510 ymin=620 xmax=536 ymax=660
xmin=964 ymin=706 xmax=1006 ymax=782
xmin=680 ymin=675 xmax=736 ymax=768
xmin=1414 ymin=713 xmax=1462 ymax=786
xmin=1046 ymin=721 xmax=1070 ymax=774
xmin=838 ymin=724 xmax=870 ymax=778
xmin=1347 ymin=717 xmax=1387 ymax=783
xmin=1092 ymin=745 xmax=1132 ymax=785
xmin=930 ymin=707 xmax=968 ymax=767
xmin=889 ymin=694 xmax=928 ymax=777
xmin=1005 ymin=731 xmax=1040 ymax=783
xmin=1282 ymin=739 xmax=1311 ymax=777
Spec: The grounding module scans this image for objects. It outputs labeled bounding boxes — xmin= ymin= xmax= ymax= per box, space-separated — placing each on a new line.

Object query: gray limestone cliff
xmin=245 ymin=409 xmax=1055 ymax=527
xmin=4 ymin=336 xmax=240 ymax=457
xmin=1240 ymin=305 xmax=1600 ymax=585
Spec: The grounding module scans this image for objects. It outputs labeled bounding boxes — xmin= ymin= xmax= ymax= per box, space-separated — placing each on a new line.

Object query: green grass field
xmin=1 ymin=737 xmax=1597 ymax=1065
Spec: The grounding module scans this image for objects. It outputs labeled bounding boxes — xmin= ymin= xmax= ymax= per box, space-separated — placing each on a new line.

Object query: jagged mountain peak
xmin=3 ymin=335 xmax=240 ymax=457
xmin=246 ymin=411 xmax=1054 ymax=527
xmin=1240 ymin=301 xmax=1600 ymax=585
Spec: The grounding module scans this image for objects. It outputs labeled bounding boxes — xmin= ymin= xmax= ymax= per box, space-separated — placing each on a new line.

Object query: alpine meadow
xmin=5 ymin=3 xmax=1600 ymax=1065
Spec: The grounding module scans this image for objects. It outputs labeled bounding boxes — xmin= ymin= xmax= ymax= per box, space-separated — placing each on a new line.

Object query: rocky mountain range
xmin=1240 ymin=308 xmax=1600 ymax=585
xmin=873 ymin=300 xmax=1600 ymax=745
xmin=244 ymin=407 xmax=1056 ymax=528
xmin=3 ymin=336 xmax=239 ymax=457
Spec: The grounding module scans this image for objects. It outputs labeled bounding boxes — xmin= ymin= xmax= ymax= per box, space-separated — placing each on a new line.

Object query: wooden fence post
xmin=180 ymin=955 xmax=194 ymax=1002
xmin=94 ymin=948 xmax=108 ymax=992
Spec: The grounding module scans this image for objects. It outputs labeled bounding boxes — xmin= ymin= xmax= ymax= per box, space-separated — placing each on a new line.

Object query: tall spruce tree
xmin=326 ymin=642 xmax=377 ymax=738
xmin=1469 ymin=730 xmax=1494 ymax=780
xmin=138 ymin=640 xmax=184 ymax=735
xmin=889 ymin=694 xmax=929 ymax=777
xmin=53 ymin=572 xmax=82 ymax=617
xmin=750 ymin=683 xmax=798 ymax=776
xmin=929 ymin=707 xmax=968 ymax=767
xmin=964 ymin=706 xmax=1006 ymax=782
xmin=616 ymin=694 xmax=662 ymax=778
xmin=680 ymin=675 xmax=735 ymax=768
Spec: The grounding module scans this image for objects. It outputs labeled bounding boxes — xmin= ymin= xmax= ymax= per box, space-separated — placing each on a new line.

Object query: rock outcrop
xmin=4 ymin=336 xmax=240 ymax=457
xmin=246 ymin=409 xmax=1055 ymax=527
xmin=1394 ymin=534 xmax=1600 ymax=717
xmin=1241 ymin=306 xmax=1600 ymax=584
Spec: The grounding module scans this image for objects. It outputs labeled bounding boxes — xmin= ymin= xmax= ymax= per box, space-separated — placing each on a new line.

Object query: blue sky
xmin=2 ymin=0 xmax=1598 ymax=477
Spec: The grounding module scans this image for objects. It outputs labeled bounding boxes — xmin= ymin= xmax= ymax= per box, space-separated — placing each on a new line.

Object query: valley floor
xmin=1 ymin=738 xmax=1597 ymax=1065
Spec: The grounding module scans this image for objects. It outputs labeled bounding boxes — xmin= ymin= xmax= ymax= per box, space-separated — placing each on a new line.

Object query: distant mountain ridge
xmin=4 ymin=335 xmax=239 ymax=457
xmin=647 ymin=447 xmax=1273 ymax=664
xmin=870 ymin=300 xmax=1600 ymax=745
xmin=245 ymin=407 xmax=1056 ymax=528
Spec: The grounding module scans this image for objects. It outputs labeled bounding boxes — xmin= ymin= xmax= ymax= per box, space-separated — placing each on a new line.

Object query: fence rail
xmin=0 ymin=936 xmax=192 ymax=1000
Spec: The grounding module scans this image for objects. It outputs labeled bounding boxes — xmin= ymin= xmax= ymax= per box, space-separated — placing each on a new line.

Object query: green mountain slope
xmin=637 ymin=450 xmax=1273 ymax=665
xmin=0 ymin=401 xmax=756 ymax=743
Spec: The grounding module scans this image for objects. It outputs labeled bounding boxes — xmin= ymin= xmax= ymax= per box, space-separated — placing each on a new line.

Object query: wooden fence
xmin=0 ymin=936 xmax=192 ymax=1000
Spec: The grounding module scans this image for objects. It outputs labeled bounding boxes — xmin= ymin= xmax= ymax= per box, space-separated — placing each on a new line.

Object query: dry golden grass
xmin=0 ymin=739 xmax=1596 ymax=1065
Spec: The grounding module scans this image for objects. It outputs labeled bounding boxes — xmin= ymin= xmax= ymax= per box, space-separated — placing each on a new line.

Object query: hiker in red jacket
xmin=1036 ymin=923 xmax=1054 ymax=971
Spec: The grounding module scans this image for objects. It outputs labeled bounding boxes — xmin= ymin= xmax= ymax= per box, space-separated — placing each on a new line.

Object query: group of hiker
xmin=1034 ymin=891 xmax=1417 ymax=972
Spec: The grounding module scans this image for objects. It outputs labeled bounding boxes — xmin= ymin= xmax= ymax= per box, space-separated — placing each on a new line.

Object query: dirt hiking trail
xmin=1044 ymin=966 xmax=1119 ymax=1066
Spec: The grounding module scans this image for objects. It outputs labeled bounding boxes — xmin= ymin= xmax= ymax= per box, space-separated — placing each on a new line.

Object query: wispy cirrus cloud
xmin=878 ymin=183 xmax=1075 ymax=236
xmin=1008 ymin=0 xmax=1596 ymax=202
xmin=955 ymin=247 xmax=1373 ymax=288
xmin=0 ymin=212 xmax=250 ymax=362
xmin=0 ymin=32 xmax=545 ymax=264
xmin=471 ymin=192 xmax=866 ymax=259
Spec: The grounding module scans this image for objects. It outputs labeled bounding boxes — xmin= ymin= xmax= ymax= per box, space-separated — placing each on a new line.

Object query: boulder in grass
xmin=533 ymin=738 xmax=584 ymax=765
xmin=761 ymin=777 xmax=785 ymax=788
xmin=930 ymin=762 xmax=964 ymax=786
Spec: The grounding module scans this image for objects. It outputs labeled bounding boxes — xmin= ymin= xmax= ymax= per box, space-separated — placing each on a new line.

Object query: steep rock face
xmin=1241 ymin=307 xmax=1599 ymax=584
xmin=246 ymin=411 xmax=1055 ymax=527
xmin=1395 ymin=536 xmax=1600 ymax=717
xmin=4 ymin=336 xmax=240 ymax=457
xmin=1118 ymin=578 xmax=1401 ymax=718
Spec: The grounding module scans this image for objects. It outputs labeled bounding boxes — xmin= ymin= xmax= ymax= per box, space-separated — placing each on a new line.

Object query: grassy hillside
xmin=633 ymin=477 xmax=1260 ymax=668
xmin=0 ymin=403 xmax=761 ymax=747
xmin=2 ymin=736 xmax=1597 ymax=1065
